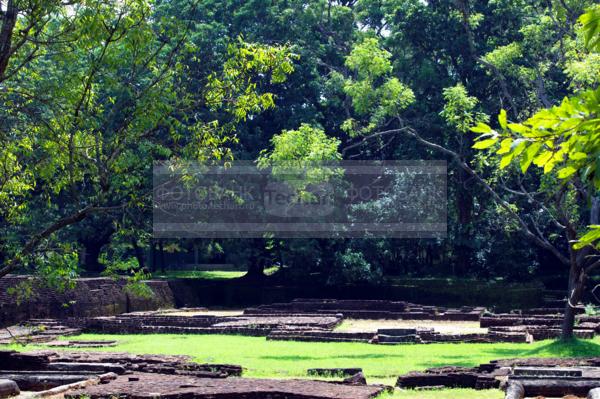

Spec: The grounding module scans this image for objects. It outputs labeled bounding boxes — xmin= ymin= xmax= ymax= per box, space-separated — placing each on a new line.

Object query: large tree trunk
xmin=562 ymin=252 xmax=586 ymax=339
xmin=81 ymin=241 xmax=105 ymax=274
xmin=244 ymin=238 xmax=268 ymax=280
xmin=0 ymin=0 xmax=17 ymax=82
xmin=562 ymin=269 xmax=579 ymax=339
xmin=246 ymin=261 xmax=265 ymax=279
xmin=245 ymin=238 xmax=266 ymax=280
xmin=455 ymin=169 xmax=473 ymax=276
xmin=131 ymin=239 xmax=145 ymax=270
xmin=562 ymin=197 xmax=600 ymax=339
xmin=79 ymin=225 xmax=114 ymax=274
xmin=158 ymin=240 xmax=166 ymax=273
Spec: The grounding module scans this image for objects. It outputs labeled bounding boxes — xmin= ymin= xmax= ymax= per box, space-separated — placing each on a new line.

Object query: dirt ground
xmin=335 ymin=319 xmax=488 ymax=335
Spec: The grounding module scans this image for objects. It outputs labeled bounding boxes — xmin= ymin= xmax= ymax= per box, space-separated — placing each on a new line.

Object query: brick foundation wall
xmin=0 ymin=276 xmax=175 ymax=327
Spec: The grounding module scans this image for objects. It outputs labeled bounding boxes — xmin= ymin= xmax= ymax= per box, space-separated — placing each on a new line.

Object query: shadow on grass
xmin=483 ymin=339 xmax=600 ymax=359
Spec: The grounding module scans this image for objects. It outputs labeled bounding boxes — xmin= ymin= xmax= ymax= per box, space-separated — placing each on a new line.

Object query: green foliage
xmin=341 ymin=38 xmax=414 ymax=136
xmin=584 ymin=303 xmax=599 ymax=316
xmin=3 ymin=0 xmax=600 ymax=288
xmin=472 ymin=88 xmax=600 ymax=175
xmin=579 ymin=5 xmax=600 ymax=52
xmin=327 ymin=248 xmax=383 ymax=285
xmin=482 ymin=43 xmax=523 ymax=72
xmin=344 ymin=38 xmax=393 ymax=79
xmin=472 ymin=6 xmax=600 ymax=250
xmin=258 ymin=124 xmax=342 ymax=200
xmin=441 ymin=84 xmax=489 ymax=134
xmin=258 ymin=124 xmax=341 ymax=166
xmin=6 ymin=247 xmax=79 ymax=304
xmin=205 ymin=38 xmax=297 ymax=122
xmin=0 ymin=0 xmax=297 ymax=288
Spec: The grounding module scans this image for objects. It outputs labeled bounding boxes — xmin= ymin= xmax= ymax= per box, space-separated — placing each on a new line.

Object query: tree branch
xmin=0 ymin=204 xmax=126 ymax=278
xmin=402 ymin=125 xmax=570 ymax=265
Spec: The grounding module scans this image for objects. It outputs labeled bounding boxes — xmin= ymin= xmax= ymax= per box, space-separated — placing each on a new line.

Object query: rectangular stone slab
xmin=513 ymin=367 xmax=583 ymax=377
xmin=0 ymin=373 xmax=93 ymax=391
xmin=66 ymin=372 xmax=388 ymax=399
xmin=47 ymin=362 xmax=126 ymax=374
xmin=517 ymin=378 xmax=600 ymax=397
xmin=377 ymin=328 xmax=417 ymax=336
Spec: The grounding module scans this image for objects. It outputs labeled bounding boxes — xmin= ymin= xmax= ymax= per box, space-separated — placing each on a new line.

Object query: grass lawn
xmin=152 ymin=266 xmax=279 ymax=280
xmin=4 ymin=335 xmax=600 ymax=398
xmin=151 ymin=270 xmax=246 ymax=279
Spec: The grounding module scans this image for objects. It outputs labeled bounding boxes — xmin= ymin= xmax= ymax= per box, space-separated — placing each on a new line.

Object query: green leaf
xmin=520 ymin=142 xmax=542 ymax=173
xmin=470 ymin=122 xmax=492 ymax=134
xmin=497 ymin=138 xmax=513 ymax=155
xmin=472 ymin=138 xmax=498 ymax=149
xmin=557 ymin=166 xmax=577 ymax=179
xmin=533 ymin=150 xmax=553 ymax=167
xmin=569 ymin=152 xmax=588 ymax=161
xmin=498 ymin=109 xmax=508 ymax=130
xmin=500 ymin=154 xmax=514 ymax=169
xmin=574 ymin=225 xmax=600 ymax=249
xmin=579 ymin=6 xmax=600 ymax=52
xmin=507 ymin=123 xmax=529 ymax=134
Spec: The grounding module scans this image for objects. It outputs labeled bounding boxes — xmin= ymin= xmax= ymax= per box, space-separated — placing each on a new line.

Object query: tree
xmin=0 ymin=0 xmax=296 ymax=287
xmin=471 ymin=5 xmax=600 ymax=338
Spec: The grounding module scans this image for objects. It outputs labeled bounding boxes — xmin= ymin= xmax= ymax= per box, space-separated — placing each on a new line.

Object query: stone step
xmin=513 ymin=367 xmax=583 ymax=377
xmin=376 ymin=334 xmax=420 ymax=343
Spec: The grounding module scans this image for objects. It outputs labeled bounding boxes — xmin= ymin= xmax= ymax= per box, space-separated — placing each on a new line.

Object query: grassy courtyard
xmin=4 ymin=334 xmax=600 ymax=398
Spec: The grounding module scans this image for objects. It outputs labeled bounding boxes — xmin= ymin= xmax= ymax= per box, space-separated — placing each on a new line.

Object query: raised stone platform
xmin=65 ymin=372 xmax=389 ymax=399
xmin=245 ymin=299 xmax=485 ymax=321
xmin=396 ymin=357 xmax=600 ymax=398
xmin=0 ymin=350 xmax=389 ymax=399
xmin=7 ymin=305 xmax=534 ymax=345
xmin=0 ymin=350 xmax=242 ymax=377
xmin=63 ymin=313 xmax=343 ymax=336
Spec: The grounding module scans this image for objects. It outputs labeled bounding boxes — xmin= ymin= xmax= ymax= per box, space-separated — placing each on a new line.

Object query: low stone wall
xmin=245 ymin=299 xmax=485 ymax=321
xmin=59 ymin=313 xmax=344 ymax=338
xmin=0 ymin=276 xmax=175 ymax=327
xmin=397 ymin=358 xmax=600 ymax=396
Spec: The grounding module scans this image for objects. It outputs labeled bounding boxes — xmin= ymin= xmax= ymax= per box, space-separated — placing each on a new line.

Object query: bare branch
xmin=401 ymin=125 xmax=570 ymax=266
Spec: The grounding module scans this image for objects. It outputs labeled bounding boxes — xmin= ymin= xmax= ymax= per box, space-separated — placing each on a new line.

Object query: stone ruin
xmin=396 ymin=357 xmax=600 ymax=398
xmin=0 ymin=276 xmax=175 ymax=327
xmin=245 ymin=298 xmax=485 ymax=320
xmin=480 ymin=307 xmax=599 ymax=341
xmin=4 ymin=349 xmax=600 ymax=398
xmin=0 ymin=350 xmax=389 ymax=399
xmin=0 ymin=319 xmax=81 ymax=345
xmin=12 ymin=298 xmax=599 ymax=345
xmin=4 ymin=298 xmax=600 ymax=397
xmin=5 ymin=301 xmax=534 ymax=345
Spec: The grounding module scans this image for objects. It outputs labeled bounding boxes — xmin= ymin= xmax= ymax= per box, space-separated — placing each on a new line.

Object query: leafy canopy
xmin=471 ymin=5 xmax=600 ymax=249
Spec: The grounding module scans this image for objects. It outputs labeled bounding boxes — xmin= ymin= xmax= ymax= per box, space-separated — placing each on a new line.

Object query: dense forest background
xmin=0 ymin=0 xmax=599 ymax=292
